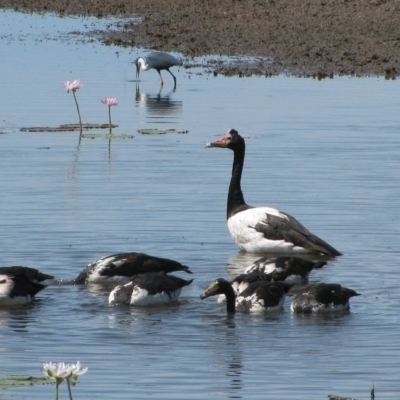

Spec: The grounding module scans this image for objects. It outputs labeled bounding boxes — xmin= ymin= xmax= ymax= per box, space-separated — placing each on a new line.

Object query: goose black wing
xmin=254 ymin=212 xmax=342 ymax=256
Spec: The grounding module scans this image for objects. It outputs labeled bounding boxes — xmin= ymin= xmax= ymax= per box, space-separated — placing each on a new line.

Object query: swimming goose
xmin=109 ymin=273 xmax=193 ymax=306
xmin=290 ymin=283 xmax=360 ymax=313
xmin=244 ymin=255 xmax=326 ymax=284
xmin=0 ymin=266 xmax=54 ymax=305
xmin=217 ymin=256 xmax=324 ymax=303
xmin=201 ymin=278 xmax=291 ymax=313
xmin=216 ymin=270 xmax=273 ymax=303
xmin=206 ymin=129 xmax=342 ymax=256
xmin=74 ymin=252 xmax=192 ymax=284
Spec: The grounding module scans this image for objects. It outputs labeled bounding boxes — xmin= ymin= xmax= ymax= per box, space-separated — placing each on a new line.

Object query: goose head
xmin=206 ymin=129 xmax=244 ymax=151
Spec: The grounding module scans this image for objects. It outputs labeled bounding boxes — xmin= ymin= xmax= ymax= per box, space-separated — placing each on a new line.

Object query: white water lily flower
xmin=67 ymin=361 xmax=88 ymax=385
xmin=42 ymin=362 xmax=71 ymax=380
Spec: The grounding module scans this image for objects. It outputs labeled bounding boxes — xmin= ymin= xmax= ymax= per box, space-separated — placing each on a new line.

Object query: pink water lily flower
xmin=102 ymin=97 xmax=118 ymax=134
xmin=63 ymin=80 xmax=83 ymax=93
xmin=63 ymin=79 xmax=83 ymax=132
xmin=101 ymin=97 xmax=118 ymax=107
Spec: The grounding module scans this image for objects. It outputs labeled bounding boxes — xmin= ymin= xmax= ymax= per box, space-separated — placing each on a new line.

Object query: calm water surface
xmin=1 ymin=10 xmax=400 ymax=400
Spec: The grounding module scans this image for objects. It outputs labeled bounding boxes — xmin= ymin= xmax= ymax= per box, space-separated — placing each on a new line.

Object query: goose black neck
xmin=227 ymin=144 xmax=247 ymax=219
xmin=223 ymin=284 xmax=237 ymax=313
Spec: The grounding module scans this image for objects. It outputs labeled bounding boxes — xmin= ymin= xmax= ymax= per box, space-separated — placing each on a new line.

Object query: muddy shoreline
xmin=2 ymin=0 xmax=400 ymax=78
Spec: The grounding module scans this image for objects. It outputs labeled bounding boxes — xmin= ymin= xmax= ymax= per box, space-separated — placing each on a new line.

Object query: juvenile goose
xmin=201 ymin=278 xmax=290 ymax=313
xmin=74 ymin=252 xmax=192 ymax=284
xmin=109 ymin=273 xmax=193 ymax=306
xmin=244 ymin=255 xmax=326 ymax=284
xmin=217 ymin=256 xmax=323 ymax=303
xmin=206 ymin=129 xmax=342 ymax=256
xmin=216 ymin=270 xmax=273 ymax=304
xmin=290 ymin=283 xmax=360 ymax=313
xmin=0 ymin=266 xmax=54 ymax=305
xmin=135 ymin=52 xmax=183 ymax=87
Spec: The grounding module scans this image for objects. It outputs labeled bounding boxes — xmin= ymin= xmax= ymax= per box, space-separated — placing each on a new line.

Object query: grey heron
xmin=135 ymin=52 xmax=183 ymax=87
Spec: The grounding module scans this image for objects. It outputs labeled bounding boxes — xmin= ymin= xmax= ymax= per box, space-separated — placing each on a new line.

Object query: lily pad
xmin=137 ymin=128 xmax=189 ymax=135
xmin=0 ymin=375 xmax=50 ymax=388
xmin=81 ymin=133 xmax=135 ymax=140
xmin=20 ymin=126 xmax=77 ymax=132
xmin=20 ymin=123 xmax=118 ymax=132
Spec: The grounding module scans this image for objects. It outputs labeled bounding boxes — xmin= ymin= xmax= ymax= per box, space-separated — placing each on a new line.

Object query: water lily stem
xmin=55 ymin=380 xmax=60 ymax=400
xmin=72 ymin=91 xmax=83 ymax=133
xmin=108 ymin=106 xmax=112 ymax=135
xmin=67 ymin=379 xmax=74 ymax=400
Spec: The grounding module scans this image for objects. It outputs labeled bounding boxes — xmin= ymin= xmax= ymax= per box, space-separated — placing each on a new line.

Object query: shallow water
xmin=1 ymin=9 xmax=400 ymax=400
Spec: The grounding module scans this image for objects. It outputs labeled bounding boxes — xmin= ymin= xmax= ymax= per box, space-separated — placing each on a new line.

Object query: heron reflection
xmin=135 ymin=83 xmax=182 ymax=119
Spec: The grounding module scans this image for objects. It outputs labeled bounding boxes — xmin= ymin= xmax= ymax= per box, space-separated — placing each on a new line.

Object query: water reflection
xmin=226 ymin=252 xmax=264 ymax=277
xmin=290 ymin=309 xmax=354 ymax=326
xmin=224 ymin=318 xmax=243 ymax=398
xmin=80 ymin=282 xmax=112 ymax=299
xmin=207 ymin=316 xmax=243 ymax=398
xmin=0 ymin=303 xmax=38 ymax=332
xmin=135 ymin=83 xmax=182 ymax=122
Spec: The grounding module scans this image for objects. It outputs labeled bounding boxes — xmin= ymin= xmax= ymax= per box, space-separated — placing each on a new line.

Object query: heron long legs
xmin=155 ymin=69 xmax=164 ymax=86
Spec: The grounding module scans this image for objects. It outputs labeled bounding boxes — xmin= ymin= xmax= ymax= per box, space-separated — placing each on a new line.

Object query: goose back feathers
xmin=75 ymin=252 xmax=192 ymax=284
xmin=290 ymin=283 xmax=360 ymax=313
xmin=244 ymin=255 xmax=326 ymax=283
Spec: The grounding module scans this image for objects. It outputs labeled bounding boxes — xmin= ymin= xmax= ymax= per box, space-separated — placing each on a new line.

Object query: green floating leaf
xmin=20 ymin=123 xmax=119 ymax=133
xmin=137 ymin=128 xmax=189 ymax=135
xmin=81 ymin=133 xmax=135 ymax=140
xmin=0 ymin=375 xmax=51 ymax=388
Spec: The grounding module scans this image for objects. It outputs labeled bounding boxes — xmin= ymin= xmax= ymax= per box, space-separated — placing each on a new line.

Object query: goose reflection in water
xmin=0 ymin=304 xmax=39 ymax=333
xmin=210 ymin=317 xmax=243 ymax=397
xmin=135 ymin=83 xmax=182 ymax=119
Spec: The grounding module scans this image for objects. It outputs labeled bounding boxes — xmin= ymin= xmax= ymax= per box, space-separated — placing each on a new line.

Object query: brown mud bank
xmin=2 ymin=0 xmax=400 ymax=78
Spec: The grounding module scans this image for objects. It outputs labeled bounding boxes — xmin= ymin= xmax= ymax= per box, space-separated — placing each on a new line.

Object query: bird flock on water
xmin=1 ymin=53 xmax=359 ymax=317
